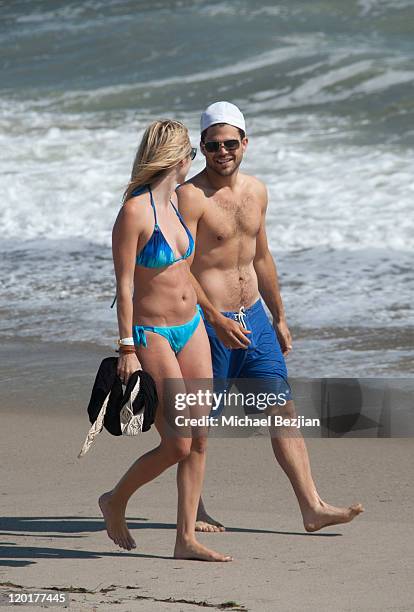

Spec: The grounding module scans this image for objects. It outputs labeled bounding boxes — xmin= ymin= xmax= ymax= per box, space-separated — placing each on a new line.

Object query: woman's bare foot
xmin=174 ymin=538 xmax=233 ymax=562
xmin=98 ymin=491 xmax=136 ymax=550
xmin=303 ymin=500 xmax=364 ymax=532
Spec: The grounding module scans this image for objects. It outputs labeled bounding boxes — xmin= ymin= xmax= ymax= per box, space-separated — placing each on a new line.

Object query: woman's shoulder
xmin=122 ymin=187 xmax=152 ymax=218
xmin=124 ymin=184 xmax=149 ymax=205
xmin=114 ymin=190 xmax=153 ymax=235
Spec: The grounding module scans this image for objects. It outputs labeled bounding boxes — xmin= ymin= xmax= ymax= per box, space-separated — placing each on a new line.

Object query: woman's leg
xmin=99 ymin=332 xmax=191 ymax=551
xmin=174 ymin=321 xmax=232 ymax=561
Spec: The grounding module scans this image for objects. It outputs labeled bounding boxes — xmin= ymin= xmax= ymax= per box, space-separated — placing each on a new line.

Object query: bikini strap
xmin=130 ymin=184 xmax=148 ymax=197
xmin=170 ymin=199 xmax=192 ymax=237
xmin=147 ymin=184 xmax=158 ymax=226
xmin=130 ymin=184 xmax=158 ymax=227
xmin=170 ymin=199 xmax=184 ymax=221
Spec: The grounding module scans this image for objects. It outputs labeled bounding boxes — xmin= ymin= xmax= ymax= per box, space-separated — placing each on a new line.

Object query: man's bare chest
xmin=200 ymin=194 xmax=261 ymax=241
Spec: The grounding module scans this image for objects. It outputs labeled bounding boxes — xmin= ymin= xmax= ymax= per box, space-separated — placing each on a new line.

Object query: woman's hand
xmin=117 ymin=352 xmax=141 ymax=384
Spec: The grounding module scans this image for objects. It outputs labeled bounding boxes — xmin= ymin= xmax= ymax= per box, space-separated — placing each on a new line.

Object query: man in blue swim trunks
xmin=177 ymin=101 xmax=363 ymax=533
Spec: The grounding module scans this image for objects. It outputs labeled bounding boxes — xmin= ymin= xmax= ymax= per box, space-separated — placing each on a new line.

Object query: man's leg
xmin=195 ymin=315 xmax=238 ymax=532
xmin=246 ymin=301 xmax=363 ymax=531
xmin=268 ymin=398 xmax=364 ymax=531
xmin=196 ymin=300 xmax=364 ymax=532
xmin=197 ymin=399 xmax=364 ymax=534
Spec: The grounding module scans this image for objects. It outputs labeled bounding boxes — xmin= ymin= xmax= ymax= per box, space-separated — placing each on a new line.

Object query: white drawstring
xmin=234 ymin=306 xmax=247 ymax=329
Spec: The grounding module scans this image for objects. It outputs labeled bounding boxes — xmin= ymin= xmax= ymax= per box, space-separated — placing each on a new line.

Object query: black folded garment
xmin=78 ymin=357 xmax=158 ymax=458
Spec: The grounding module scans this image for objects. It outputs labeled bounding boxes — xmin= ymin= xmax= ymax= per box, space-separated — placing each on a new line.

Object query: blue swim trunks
xmin=203 ymin=299 xmax=292 ymax=413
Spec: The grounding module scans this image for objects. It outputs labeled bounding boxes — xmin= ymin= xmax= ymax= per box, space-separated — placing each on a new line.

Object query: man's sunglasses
xmin=203 ymin=139 xmax=241 ymax=153
xmin=190 ymin=147 xmax=197 ymax=160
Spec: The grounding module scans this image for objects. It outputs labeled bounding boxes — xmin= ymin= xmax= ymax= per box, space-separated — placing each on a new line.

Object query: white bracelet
xmin=118 ymin=337 xmax=134 ymax=346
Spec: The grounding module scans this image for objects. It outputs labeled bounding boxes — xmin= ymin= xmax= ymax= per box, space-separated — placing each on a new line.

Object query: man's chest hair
xmin=202 ymin=192 xmax=261 ymax=240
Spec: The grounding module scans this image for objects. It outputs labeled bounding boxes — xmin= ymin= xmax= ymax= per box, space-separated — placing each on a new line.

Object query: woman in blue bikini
xmin=99 ymin=120 xmax=231 ymax=562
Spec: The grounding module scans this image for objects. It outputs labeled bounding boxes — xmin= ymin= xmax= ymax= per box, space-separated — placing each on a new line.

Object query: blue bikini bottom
xmin=133 ymin=305 xmax=202 ymax=354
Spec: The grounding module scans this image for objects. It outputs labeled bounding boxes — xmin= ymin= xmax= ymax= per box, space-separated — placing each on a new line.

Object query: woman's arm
xmin=112 ymin=199 xmax=143 ymax=381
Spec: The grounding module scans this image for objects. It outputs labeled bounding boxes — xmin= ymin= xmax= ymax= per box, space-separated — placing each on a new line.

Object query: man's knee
xmin=266 ymin=399 xmax=297 ymax=420
xmin=191 ymin=436 xmax=208 ymax=455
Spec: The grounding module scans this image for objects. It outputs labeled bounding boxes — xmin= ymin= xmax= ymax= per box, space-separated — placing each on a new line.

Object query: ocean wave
xmin=2 ymin=44 xmax=316 ymax=112
xmin=3 ymin=44 xmax=413 ymax=122
xmin=1 ymin=107 xmax=412 ymax=252
xmin=357 ymin=0 xmax=414 ymax=17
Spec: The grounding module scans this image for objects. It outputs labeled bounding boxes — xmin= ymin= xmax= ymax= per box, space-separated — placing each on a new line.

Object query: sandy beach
xmin=1 ymin=340 xmax=413 ymax=611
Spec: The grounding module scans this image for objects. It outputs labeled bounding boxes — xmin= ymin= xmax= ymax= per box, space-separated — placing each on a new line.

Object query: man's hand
xmin=274 ymin=319 xmax=292 ymax=356
xmin=211 ymin=313 xmax=251 ymax=349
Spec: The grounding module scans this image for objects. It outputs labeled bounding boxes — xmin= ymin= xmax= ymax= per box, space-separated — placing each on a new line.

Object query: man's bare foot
xmin=303 ymin=500 xmax=364 ymax=532
xmin=174 ymin=538 xmax=232 ymax=562
xmin=98 ymin=491 xmax=136 ymax=550
xmin=195 ymin=520 xmax=225 ymax=533
xmin=195 ymin=511 xmax=225 ymax=533
xmin=196 ymin=498 xmax=225 ymax=532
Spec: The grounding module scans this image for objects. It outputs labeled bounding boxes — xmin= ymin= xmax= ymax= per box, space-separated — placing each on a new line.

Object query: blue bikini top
xmin=131 ymin=184 xmax=194 ymax=269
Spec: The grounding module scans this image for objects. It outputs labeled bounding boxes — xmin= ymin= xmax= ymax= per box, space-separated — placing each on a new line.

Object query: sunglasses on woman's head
xmin=204 ymin=139 xmax=241 ymax=153
xmin=190 ymin=147 xmax=197 ymax=160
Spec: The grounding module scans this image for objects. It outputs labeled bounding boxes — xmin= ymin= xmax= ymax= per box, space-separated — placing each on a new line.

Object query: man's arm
xmin=253 ymin=183 xmax=292 ymax=355
xmin=176 ymin=183 xmax=219 ymax=319
xmin=188 ymin=268 xmax=251 ymax=349
xmin=177 ymin=183 xmax=250 ymax=349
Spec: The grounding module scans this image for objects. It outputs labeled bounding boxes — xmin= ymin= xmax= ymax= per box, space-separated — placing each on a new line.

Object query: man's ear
xmin=242 ymin=137 xmax=249 ymax=151
xmin=200 ymin=141 xmax=206 ymax=158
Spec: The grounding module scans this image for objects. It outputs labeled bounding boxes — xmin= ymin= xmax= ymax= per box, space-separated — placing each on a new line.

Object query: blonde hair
xmin=123 ymin=120 xmax=192 ymax=204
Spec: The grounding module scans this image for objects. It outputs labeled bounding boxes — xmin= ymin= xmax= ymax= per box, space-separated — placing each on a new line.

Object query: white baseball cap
xmin=200 ymin=101 xmax=246 ymax=134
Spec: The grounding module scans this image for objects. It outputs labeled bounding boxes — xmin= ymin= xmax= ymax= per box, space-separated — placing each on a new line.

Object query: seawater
xmin=1 ymin=0 xmax=413 ymax=376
